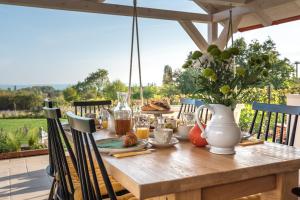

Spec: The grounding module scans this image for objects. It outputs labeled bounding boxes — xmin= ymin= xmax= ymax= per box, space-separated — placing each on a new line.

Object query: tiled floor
xmin=0 ymin=155 xmax=52 ymax=200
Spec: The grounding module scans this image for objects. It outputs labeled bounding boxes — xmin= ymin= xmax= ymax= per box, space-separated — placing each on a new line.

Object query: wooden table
xmin=68 ymin=130 xmax=300 ymax=200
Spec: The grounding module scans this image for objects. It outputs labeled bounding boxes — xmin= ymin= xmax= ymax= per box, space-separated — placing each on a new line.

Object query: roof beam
xmin=0 ymin=0 xmax=211 ymax=23
xmin=213 ymin=0 xmax=296 ymax=22
xmin=179 ymin=21 xmax=208 ymax=51
xmin=194 ymin=0 xmax=248 ymax=6
xmin=249 ymin=2 xmax=272 ymax=26
xmin=193 ymin=0 xmax=214 ymax=14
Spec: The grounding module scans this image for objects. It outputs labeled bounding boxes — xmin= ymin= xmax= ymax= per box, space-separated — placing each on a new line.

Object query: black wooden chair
xmin=44 ymin=107 xmax=77 ymax=200
xmin=66 ymin=112 xmax=137 ymax=200
xmin=249 ymin=101 xmax=300 ymax=146
xmin=73 ymin=100 xmax=112 ymax=116
xmin=177 ymin=98 xmax=211 ymax=124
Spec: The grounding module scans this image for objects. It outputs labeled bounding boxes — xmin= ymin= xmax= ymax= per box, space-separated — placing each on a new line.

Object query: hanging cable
xmin=128 ymin=0 xmax=135 ymax=105
xmin=225 ymin=5 xmax=237 ymax=94
xmin=225 ymin=7 xmax=233 ymax=49
xmin=128 ymin=0 xmax=144 ymax=106
xmin=135 ymin=0 xmax=144 ymax=106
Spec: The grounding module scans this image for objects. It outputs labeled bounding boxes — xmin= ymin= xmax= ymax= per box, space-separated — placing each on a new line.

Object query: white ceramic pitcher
xmin=195 ymin=104 xmax=241 ymax=154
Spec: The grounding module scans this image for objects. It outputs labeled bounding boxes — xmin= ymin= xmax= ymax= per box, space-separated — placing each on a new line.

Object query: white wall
xmin=286 ymin=94 xmax=300 ymax=147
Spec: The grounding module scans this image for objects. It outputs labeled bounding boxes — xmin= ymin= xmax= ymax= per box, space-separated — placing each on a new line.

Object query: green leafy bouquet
xmin=183 ymin=45 xmax=272 ymax=108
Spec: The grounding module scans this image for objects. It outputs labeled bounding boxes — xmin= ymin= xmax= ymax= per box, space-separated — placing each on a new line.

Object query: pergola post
xmin=208 ymin=22 xmax=218 ymax=44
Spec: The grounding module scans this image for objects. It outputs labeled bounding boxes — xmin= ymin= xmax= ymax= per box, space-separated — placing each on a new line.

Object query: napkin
xmin=112 ymin=149 xmax=153 ymax=158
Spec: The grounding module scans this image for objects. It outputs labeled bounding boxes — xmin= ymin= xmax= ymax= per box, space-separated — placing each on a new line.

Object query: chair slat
xmin=272 ymin=112 xmax=279 ymax=142
xmin=290 ymin=115 xmax=299 ymax=146
xmin=177 ymin=104 xmax=183 ymax=119
xmin=204 ymin=109 xmax=209 ymax=124
xmin=257 ymin=111 xmax=265 ymax=139
xmin=279 ymin=113 xmax=285 ymax=144
xmin=249 ymin=110 xmax=258 ymax=135
xmin=183 ymin=104 xmax=187 ymax=113
xmin=264 ymin=112 xmax=272 ymax=141
xmin=285 ymin=114 xmax=292 ymax=145
xmin=83 ymin=134 xmax=102 ymax=200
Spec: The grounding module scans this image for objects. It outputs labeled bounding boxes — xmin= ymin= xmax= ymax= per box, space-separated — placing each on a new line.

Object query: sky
xmin=0 ymin=0 xmax=300 ymax=86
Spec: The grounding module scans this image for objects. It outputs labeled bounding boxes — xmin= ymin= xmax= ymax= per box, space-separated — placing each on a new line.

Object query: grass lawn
xmin=0 ymin=118 xmax=47 ymax=132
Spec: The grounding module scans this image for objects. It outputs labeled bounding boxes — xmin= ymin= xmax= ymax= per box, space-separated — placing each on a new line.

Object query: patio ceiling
xmin=1 ymin=0 xmax=300 ymax=50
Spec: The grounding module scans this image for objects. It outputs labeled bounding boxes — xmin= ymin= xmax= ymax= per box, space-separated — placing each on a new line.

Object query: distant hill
xmin=0 ymin=84 xmax=71 ymax=91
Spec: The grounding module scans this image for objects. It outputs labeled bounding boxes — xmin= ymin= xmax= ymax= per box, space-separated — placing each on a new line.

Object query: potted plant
xmin=184 ymin=45 xmax=271 ymax=154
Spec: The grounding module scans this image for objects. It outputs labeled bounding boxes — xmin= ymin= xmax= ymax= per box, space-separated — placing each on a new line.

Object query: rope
xmin=226 ymin=6 xmax=237 ymax=94
xmin=225 ymin=7 xmax=234 ymax=49
xmin=128 ymin=0 xmax=144 ymax=105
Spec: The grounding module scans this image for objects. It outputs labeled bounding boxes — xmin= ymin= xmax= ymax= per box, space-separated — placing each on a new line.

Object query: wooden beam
xmin=194 ymin=0 xmax=247 ymax=6
xmin=213 ymin=0 xmax=296 ymax=22
xmin=253 ymin=12 xmax=272 ymax=26
xmin=215 ymin=16 xmax=242 ymax=49
xmin=0 ymin=0 xmax=211 ymax=23
xmin=193 ymin=0 xmax=214 ymax=14
xmin=208 ymin=22 xmax=218 ymax=44
xmin=179 ymin=21 xmax=208 ymax=51
xmin=249 ymin=2 xmax=272 ymax=26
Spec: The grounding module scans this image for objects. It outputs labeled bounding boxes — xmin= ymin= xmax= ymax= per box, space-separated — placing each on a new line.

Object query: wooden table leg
xmin=261 ymin=170 xmax=298 ymax=200
xmin=174 ymin=190 xmax=202 ymax=200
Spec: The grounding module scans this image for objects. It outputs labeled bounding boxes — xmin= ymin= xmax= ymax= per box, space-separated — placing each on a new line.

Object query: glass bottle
xmin=114 ymin=92 xmax=132 ymax=135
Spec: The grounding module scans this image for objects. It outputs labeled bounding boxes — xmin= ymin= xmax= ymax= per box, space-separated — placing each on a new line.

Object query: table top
xmin=67 ymin=129 xmax=300 ymax=199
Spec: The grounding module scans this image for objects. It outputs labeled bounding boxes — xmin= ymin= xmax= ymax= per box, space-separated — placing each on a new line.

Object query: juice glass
xmin=135 ymin=114 xmax=150 ymax=139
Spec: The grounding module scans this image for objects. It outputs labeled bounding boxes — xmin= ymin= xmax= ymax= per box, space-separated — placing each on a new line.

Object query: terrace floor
xmin=0 ymin=155 xmax=51 ymax=200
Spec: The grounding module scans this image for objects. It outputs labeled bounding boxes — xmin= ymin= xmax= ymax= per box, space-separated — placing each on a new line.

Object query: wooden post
xmin=208 ymin=22 xmax=218 ymax=44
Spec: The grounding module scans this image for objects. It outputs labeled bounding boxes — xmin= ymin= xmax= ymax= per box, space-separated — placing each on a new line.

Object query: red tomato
xmin=188 ymin=123 xmax=208 ymax=147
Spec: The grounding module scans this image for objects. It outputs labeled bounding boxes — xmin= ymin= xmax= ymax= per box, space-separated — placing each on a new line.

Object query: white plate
xmin=148 ymin=137 xmax=179 ymax=148
xmin=174 ymin=133 xmax=189 ymax=140
xmin=96 ymin=138 xmax=148 ymax=154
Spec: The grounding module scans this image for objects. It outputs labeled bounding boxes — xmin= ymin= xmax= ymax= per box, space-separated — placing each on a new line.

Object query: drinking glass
xmin=99 ymin=109 xmax=110 ymax=129
xmin=135 ymin=114 xmax=150 ymax=139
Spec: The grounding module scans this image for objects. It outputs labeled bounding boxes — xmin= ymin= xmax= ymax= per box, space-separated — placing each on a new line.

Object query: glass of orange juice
xmin=99 ymin=109 xmax=109 ymax=129
xmin=135 ymin=114 xmax=150 ymax=139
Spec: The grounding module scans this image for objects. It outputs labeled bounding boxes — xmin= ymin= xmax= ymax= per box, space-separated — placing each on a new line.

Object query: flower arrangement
xmin=183 ymin=45 xmax=272 ymax=108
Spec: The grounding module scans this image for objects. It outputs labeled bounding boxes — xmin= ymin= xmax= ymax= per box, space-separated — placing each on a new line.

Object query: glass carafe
xmin=114 ymin=92 xmax=132 ymax=135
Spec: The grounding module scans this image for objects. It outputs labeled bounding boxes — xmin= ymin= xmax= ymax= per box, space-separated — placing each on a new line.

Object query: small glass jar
xmin=114 ymin=92 xmax=132 ymax=135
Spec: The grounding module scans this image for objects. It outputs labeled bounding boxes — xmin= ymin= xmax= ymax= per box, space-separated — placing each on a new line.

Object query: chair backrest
xmin=73 ymin=100 xmax=112 ymax=116
xmin=66 ymin=111 xmax=117 ymax=200
xmin=177 ymin=98 xmax=211 ymax=124
xmin=44 ymin=107 xmax=77 ymax=200
xmin=44 ymin=99 xmax=53 ymax=108
xmin=250 ymin=101 xmax=300 ymax=146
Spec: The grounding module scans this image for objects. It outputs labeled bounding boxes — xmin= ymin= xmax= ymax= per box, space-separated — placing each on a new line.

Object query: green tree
xmin=162 ymin=65 xmax=173 ymax=85
xmin=173 ymin=68 xmax=198 ymax=95
xmin=234 ymin=37 xmax=294 ymax=89
xmin=74 ymin=68 xmax=109 ymax=96
xmin=63 ymin=87 xmax=78 ymax=102
xmin=103 ymin=80 xmax=127 ymax=100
